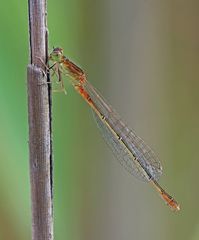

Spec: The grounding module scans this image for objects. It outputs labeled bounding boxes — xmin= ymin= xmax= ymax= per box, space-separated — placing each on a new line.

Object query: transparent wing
xmin=93 ymin=111 xmax=153 ymax=182
xmin=84 ymin=81 xmax=162 ymax=182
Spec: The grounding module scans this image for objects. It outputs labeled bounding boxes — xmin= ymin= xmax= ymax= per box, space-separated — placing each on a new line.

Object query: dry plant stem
xmin=27 ymin=66 xmax=53 ymax=240
xmin=28 ymin=0 xmax=53 ymax=240
xmin=28 ymin=0 xmax=48 ymax=65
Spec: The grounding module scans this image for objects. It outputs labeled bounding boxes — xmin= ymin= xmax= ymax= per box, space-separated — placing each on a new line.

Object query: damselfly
xmin=49 ymin=47 xmax=180 ymax=211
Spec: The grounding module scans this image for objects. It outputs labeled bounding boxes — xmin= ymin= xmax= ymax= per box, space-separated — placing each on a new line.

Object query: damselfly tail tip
xmin=161 ymin=192 xmax=180 ymax=212
xmin=170 ymin=199 xmax=180 ymax=212
xmin=176 ymin=204 xmax=180 ymax=211
xmin=151 ymin=180 xmax=180 ymax=212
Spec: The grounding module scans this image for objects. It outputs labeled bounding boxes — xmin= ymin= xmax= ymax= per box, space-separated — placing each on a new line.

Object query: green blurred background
xmin=0 ymin=0 xmax=199 ymax=239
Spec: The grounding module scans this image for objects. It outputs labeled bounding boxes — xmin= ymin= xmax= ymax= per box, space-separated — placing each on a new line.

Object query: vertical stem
xmin=27 ymin=0 xmax=53 ymax=240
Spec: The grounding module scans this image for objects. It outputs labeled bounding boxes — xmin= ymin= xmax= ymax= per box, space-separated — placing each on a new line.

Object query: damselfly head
xmin=49 ymin=47 xmax=63 ymax=62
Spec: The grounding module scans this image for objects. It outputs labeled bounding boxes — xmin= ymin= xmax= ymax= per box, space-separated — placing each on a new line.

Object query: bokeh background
xmin=0 ymin=0 xmax=199 ymax=239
